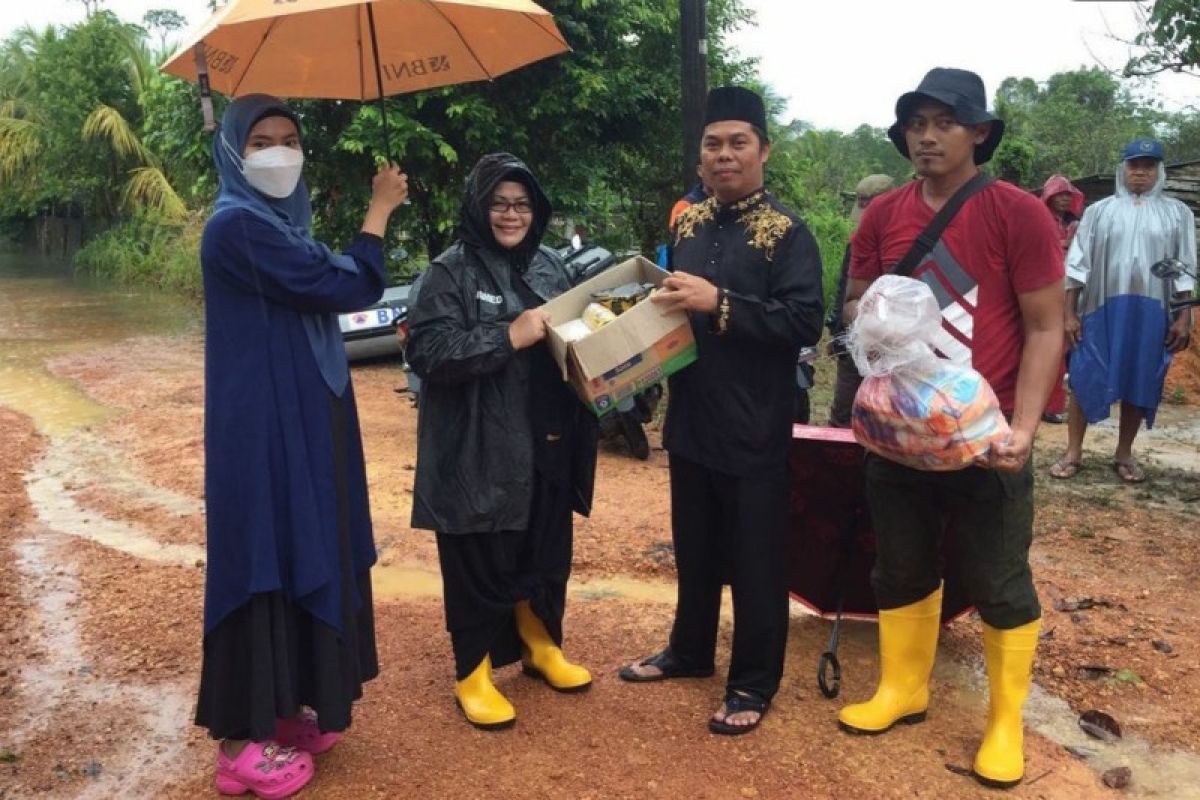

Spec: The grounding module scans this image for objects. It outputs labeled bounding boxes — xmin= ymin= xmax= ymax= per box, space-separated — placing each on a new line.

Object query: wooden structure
xmin=1067 ymin=160 xmax=1200 ymax=228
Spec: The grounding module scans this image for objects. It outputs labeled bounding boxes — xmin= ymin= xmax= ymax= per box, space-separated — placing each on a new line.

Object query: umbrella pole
xmin=193 ymin=42 xmax=216 ymax=133
xmin=366 ymin=4 xmax=393 ymax=164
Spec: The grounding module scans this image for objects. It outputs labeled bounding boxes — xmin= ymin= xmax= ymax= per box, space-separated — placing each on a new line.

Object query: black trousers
xmin=667 ymin=455 xmax=789 ymax=702
xmin=436 ymin=474 xmax=574 ymax=680
xmin=865 ymin=454 xmax=1041 ymax=629
xmin=828 ymin=355 xmax=863 ymax=429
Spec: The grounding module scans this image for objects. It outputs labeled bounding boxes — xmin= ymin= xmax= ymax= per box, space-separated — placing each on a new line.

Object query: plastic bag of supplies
xmin=846 ymin=275 xmax=1010 ymax=471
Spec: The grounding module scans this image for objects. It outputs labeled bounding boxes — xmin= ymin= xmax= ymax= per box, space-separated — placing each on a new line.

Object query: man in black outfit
xmin=619 ymin=87 xmax=824 ymax=735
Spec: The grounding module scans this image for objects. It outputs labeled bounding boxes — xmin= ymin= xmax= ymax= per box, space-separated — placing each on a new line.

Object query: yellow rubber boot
xmin=838 ymin=586 xmax=943 ymax=735
xmin=454 ymin=655 xmax=515 ymax=730
xmin=973 ymin=619 xmax=1042 ymax=789
xmin=515 ymin=600 xmax=592 ymax=693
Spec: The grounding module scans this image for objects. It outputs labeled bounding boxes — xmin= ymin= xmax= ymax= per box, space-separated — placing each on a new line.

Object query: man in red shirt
xmin=838 ymin=68 xmax=1064 ymax=789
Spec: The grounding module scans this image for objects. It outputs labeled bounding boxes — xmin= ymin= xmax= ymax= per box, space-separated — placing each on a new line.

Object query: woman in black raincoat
xmin=407 ymin=153 xmax=598 ymax=730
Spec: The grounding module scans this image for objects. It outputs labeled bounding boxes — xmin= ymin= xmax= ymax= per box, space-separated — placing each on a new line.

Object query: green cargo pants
xmin=864 ymin=454 xmax=1040 ymax=630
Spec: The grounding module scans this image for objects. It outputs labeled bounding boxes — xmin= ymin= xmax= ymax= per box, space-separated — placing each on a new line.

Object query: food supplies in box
xmin=581 ymin=302 xmax=618 ymax=331
xmin=553 ymin=287 xmax=654 ymax=345
xmin=847 ymin=275 xmax=1010 ymax=471
xmin=591 ymin=281 xmax=655 ymax=315
xmin=544 ymin=256 xmax=697 ymax=416
xmin=554 ymin=318 xmax=592 ymax=344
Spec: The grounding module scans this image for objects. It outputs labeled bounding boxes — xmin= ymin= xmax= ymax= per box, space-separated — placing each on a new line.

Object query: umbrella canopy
xmin=786 ymin=425 xmax=973 ymax=624
xmin=161 ymin=0 xmax=569 ymax=100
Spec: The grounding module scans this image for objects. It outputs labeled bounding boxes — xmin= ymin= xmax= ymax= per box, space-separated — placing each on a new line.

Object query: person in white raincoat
xmin=1050 ymin=138 xmax=1196 ymax=483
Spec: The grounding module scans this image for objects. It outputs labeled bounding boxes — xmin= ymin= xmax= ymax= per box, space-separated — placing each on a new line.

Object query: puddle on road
xmin=371 ymin=563 xmax=444 ymax=599
xmin=25 ymin=432 xmax=205 ymax=566
xmin=12 ymin=531 xmax=192 ymax=799
xmin=0 ymin=361 xmax=112 ymax=437
xmin=371 ymin=561 xmax=678 ymax=606
xmin=942 ymin=658 xmax=1200 ymax=799
xmin=4 ymin=250 xmax=1199 ymax=795
xmin=0 ymin=252 xmax=193 ymax=437
xmin=2 ymin=254 xmax=206 ymax=564
xmin=374 ymin=560 xmax=1200 ymax=796
xmin=1080 ymin=404 xmax=1200 ymax=474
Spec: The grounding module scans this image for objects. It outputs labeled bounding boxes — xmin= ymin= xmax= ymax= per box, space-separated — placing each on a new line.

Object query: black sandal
xmin=617 ymin=649 xmax=714 ymax=683
xmin=708 ymin=691 xmax=769 ymax=736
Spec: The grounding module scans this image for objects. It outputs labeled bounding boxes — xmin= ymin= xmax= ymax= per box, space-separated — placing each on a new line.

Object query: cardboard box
xmin=544 ymin=256 xmax=697 ymax=416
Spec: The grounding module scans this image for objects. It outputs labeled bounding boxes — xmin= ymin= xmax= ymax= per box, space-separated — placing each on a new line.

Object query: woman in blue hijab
xmin=194 ymin=94 xmax=407 ymax=798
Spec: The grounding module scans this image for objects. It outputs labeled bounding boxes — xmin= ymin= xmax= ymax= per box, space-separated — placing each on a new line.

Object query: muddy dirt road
xmin=2 ymin=262 xmax=1199 ymax=798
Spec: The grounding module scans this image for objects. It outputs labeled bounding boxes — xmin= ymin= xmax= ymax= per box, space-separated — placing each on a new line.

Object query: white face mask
xmin=241 ymin=145 xmax=304 ymax=198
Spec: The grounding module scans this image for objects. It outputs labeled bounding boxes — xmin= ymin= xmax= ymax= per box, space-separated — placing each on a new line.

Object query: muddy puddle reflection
xmin=942 ymin=658 xmax=1200 ymax=798
xmin=0 ymin=251 xmax=194 ymax=436
xmin=3 ymin=251 xmax=198 ymax=794
xmin=13 ymin=530 xmax=192 ymax=799
xmin=5 ymin=248 xmax=1199 ymax=797
xmin=371 ymin=561 xmax=678 ymax=606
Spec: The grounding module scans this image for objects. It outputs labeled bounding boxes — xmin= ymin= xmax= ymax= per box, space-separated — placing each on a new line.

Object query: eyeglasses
xmin=488 ymin=198 xmax=534 ymax=215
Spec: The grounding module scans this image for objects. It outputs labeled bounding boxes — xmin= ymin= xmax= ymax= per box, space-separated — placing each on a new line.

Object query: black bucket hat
xmin=887 ymin=68 xmax=1005 ymax=165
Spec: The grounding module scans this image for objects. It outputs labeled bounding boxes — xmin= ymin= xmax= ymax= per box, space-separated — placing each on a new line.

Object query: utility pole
xmin=680 ymin=0 xmax=707 ymax=189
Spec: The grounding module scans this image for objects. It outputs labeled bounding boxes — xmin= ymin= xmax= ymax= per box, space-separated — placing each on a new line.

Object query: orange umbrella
xmin=162 ymin=0 xmax=569 ymax=155
xmin=163 ymin=0 xmax=568 ymax=100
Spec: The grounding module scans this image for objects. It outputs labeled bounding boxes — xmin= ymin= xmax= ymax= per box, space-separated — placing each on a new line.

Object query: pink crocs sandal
xmin=274 ymin=709 xmax=341 ymax=755
xmin=215 ymin=741 xmax=314 ymax=799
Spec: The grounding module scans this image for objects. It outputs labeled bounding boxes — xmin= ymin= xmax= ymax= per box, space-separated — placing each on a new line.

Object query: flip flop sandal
xmin=215 ymin=741 xmax=313 ymax=799
xmin=708 ymin=691 xmax=769 ymax=736
xmin=1114 ymin=460 xmax=1145 ymax=484
xmin=618 ymin=648 xmax=715 ymax=683
xmin=1048 ymin=459 xmax=1081 ymax=479
xmin=274 ymin=708 xmax=340 ymax=755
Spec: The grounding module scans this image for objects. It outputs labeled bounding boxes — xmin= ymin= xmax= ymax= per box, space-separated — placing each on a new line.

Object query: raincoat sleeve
xmin=406 ymin=260 xmax=515 ymax=385
xmin=1064 ymin=205 xmax=1097 ymax=291
xmin=1175 ymin=205 xmax=1197 ymax=294
xmin=721 ymin=223 xmax=825 ymax=348
xmin=206 ymin=208 xmax=385 ymax=313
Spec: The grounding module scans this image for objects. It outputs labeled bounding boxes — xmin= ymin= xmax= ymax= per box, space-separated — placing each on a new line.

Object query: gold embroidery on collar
xmin=731 ymin=190 xmax=766 ymax=213
xmin=673 ymin=197 xmax=717 ymax=244
xmin=739 ymin=200 xmax=792 ymax=260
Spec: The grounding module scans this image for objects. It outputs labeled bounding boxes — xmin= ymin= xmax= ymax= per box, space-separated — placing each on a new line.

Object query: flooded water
xmin=13 ymin=530 xmax=193 ymax=799
xmin=372 ymin=561 xmax=679 ymax=606
xmin=4 ymin=248 xmax=1200 ymax=797
xmin=0 ymin=250 xmax=195 ymax=436
xmin=942 ymin=658 xmax=1200 ymax=799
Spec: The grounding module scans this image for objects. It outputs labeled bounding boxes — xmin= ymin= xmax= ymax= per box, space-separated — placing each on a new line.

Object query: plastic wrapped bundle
xmin=848 ymin=275 xmax=1011 ymax=471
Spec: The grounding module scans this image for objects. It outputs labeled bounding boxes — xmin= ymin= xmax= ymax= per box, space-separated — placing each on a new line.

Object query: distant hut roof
xmin=1031 ymin=160 xmax=1200 ymax=233
xmin=1063 ymin=159 xmax=1200 ymax=213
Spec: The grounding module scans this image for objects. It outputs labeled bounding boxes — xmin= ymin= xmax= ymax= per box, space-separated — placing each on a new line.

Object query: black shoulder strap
xmin=891 ymin=173 xmax=994 ymax=277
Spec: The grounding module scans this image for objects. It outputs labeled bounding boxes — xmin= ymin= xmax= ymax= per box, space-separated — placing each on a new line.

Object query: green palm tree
xmin=0 ymin=25 xmax=55 ymax=190
xmin=81 ymin=23 xmax=187 ymax=219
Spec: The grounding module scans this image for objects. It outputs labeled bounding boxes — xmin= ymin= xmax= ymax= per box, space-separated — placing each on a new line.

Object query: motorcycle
xmin=558 ymin=243 xmax=661 ymax=460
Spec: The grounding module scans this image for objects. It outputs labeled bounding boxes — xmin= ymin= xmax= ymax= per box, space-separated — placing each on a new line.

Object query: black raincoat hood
xmin=457 ymin=152 xmax=552 ymax=265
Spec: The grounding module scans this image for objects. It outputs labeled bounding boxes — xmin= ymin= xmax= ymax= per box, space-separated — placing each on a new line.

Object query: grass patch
xmin=74 ymin=210 xmax=205 ymax=296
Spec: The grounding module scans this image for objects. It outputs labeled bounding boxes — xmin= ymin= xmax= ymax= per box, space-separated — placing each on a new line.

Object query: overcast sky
xmin=2 ymin=0 xmax=1197 ymax=132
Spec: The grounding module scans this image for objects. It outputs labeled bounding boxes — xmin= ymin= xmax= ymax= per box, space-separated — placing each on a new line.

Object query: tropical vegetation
xmin=0 ymin=1 xmax=1197 ymax=305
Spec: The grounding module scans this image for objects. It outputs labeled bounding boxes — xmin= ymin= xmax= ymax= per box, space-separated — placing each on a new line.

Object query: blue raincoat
xmin=1066 ymin=162 xmax=1196 ymax=426
xmin=200 ymin=94 xmax=384 ymax=634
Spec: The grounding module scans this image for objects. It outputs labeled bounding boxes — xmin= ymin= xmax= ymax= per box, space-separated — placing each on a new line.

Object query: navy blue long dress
xmin=194 ymin=95 xmax=384 ymax=741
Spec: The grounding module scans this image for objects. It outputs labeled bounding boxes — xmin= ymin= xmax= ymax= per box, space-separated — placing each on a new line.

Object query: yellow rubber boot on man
xmin=515 ymin=600 xmax=592 ymax=692
xmin=454 ymin=655 xmax=515 ymax=730
xmin=972 ymin=619 xmax=1041 ymax=788
xmin=838 ymin=585 xmax=942 ymax=734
